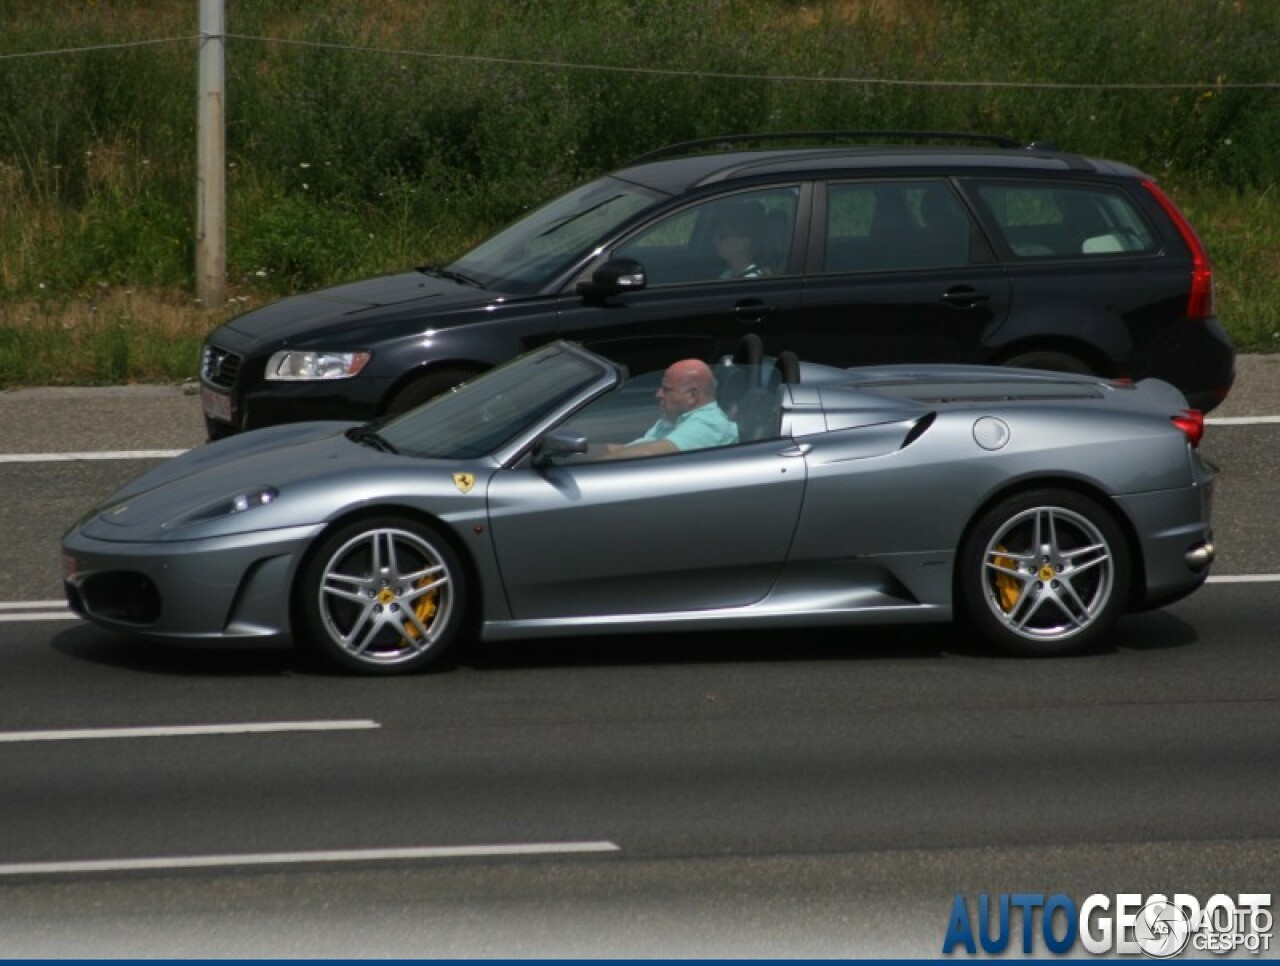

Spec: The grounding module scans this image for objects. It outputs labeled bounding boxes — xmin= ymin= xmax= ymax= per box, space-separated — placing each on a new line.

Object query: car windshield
xmin=373 ymin=344 xmax=609 ymax=459
xmin=446 ymin=176 xmax=663 ymax=294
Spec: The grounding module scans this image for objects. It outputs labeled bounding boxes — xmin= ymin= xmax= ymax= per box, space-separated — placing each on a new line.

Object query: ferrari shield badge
xmin=453 ymin=472 xmax=475 ymax=494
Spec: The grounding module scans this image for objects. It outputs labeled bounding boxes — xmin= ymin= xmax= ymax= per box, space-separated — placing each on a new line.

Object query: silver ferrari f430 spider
xmin=62 ymin=341 xmax=1216 ymax=674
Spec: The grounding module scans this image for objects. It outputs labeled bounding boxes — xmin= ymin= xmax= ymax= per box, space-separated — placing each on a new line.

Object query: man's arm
xmin=603 ymin=438 xmax=678 ymax=460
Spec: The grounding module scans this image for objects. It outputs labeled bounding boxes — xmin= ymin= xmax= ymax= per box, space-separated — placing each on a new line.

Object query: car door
xmin=486 ymin=440 xmax=807 ymax=620
xmin=557 ymin=186 xmax=806 ymax=374
xmin=793 ymin=179 xmax=1012 ymax=366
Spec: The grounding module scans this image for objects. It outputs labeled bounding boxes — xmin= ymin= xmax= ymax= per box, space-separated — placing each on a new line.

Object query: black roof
xmin=608 ymin=132 xmax=1148 ymax=196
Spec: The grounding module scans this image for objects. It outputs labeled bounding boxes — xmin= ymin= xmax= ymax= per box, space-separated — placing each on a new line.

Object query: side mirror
xmin=576 ymin=258 xmax=647 ymax=302
xmin=533 ymin=427 xmax=589 ymax=464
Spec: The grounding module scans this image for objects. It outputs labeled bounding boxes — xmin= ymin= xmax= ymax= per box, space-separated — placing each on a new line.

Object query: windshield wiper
xmin=347 ymin=426 xmax=399 ymax=454
xmin=418 ymin=264 xmax=484 ymax=288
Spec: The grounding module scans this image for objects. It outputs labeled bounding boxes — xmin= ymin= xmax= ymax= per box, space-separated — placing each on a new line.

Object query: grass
xmin=0 ymin=290 xmax=233 ymax=387
xmin=1181 ymin=184 xmax=1280 ymax=352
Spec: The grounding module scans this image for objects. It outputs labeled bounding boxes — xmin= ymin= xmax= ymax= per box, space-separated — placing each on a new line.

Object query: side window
xmin=823 ymin=180 xmax=973 ymax=273
xmin=614 ymin=187 xmax=799 ymax=286
xmin=973 ymin=182 xmax=1158 ymax=258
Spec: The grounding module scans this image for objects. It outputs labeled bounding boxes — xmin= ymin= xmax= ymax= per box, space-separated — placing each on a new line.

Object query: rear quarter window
xmin=971 ymin=182 xmax=1158 ymax=259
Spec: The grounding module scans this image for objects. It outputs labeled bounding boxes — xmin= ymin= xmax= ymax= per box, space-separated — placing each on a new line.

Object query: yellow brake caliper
xmin=992 ymin=545 xmax=1021 ymax=613
xmin=402 ymin=578 xmax=439 ymax=641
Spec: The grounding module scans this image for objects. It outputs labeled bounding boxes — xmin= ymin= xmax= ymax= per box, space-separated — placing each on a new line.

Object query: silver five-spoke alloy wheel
xmin=981 ymin=506 xmax=1113 ymax=641
xmin=299 ymin=516 xmax=465 ymax=674
xmin=962 ymin=489 xmax=1130 ymax=656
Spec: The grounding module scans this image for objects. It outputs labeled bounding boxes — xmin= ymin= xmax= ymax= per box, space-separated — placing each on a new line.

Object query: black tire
xmin=384 ymin=368 xmax=478 ymax=417
xmin=1001 ymin=350 xmax=1095 ymax=375
xmin=958 ymin=489 xmax=1131 ymax=657
xmin=297 ymin=515 xmax=467 ymax=675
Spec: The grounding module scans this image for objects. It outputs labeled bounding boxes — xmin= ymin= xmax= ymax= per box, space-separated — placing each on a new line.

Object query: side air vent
xmin=900 ymin=412 xmax=937 ymax=449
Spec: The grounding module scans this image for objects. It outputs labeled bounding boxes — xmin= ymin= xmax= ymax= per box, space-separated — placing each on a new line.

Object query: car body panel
xmin=487 ymin=440 xmax=806 ymax=619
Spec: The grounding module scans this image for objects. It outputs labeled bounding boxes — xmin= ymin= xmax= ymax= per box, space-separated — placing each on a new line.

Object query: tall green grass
xmin=0 ymin=0 xmax=1277 ymax=386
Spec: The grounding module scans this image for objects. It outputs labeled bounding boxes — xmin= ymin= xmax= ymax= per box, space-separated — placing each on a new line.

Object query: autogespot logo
xmin=942 ymin=892 xmax=1273 ymax=957
xmin=1133 ymin=900 xmax=1192 ymax=959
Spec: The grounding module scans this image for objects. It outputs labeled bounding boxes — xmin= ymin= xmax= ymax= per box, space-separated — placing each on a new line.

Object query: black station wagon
xmin=200 ymin=132 xmax=1235 ymax=437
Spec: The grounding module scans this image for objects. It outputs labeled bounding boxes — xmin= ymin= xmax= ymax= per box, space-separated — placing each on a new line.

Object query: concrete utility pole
xmin=196 ymin=0 xmax=226 ymax=308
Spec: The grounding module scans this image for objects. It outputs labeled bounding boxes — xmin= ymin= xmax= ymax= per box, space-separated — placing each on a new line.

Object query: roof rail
xmin=628 ymin=130 xmax=1024 ymax=164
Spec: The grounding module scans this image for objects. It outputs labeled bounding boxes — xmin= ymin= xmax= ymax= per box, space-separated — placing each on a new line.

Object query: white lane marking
xmin=0 ymin=720 xmax=381 ymax=743
xmin=0 ymin=841 xmax=621 ymax=877
xmin=1207 ymin=416 xmax=1280 ymax=426
xmin=1207 ymin=574 xmax=1280 ymax=583
xmin=0 ymin=450 xmax=188 ymax=463
xmin=0 ymin=601 xmax=77 ymax=622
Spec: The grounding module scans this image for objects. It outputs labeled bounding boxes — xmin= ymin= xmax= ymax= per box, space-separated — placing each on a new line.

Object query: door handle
xmin=777 ymin=444 xmax=811 ymax=458
xmin=941 ymin=287 xmax=990 ymax=309
xmin=732 ymin=299 xmax=775 ymax=324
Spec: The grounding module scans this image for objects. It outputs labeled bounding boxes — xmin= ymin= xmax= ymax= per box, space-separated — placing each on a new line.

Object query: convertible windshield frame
xmin=374 ymin=342 xmax=616 ymax=461
xmin=446 ymin=176 xmax=666 ymax=295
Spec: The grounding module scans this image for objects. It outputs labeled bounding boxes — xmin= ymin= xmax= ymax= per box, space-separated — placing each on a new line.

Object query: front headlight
xmin=166 ymin=486 xmax=280 ymax=528
xmin=266 ymin=350 xmax=371 ymax=381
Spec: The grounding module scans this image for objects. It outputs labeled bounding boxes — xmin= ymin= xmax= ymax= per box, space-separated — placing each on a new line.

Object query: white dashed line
xmin=0 ymin=450 xmax=188 ymax=463
xmin=0 ymin=602 xmax=76 ymax=622
xmin=1206 ymin=415 xmax=1280 ymax=426
xmin=0 ymin=841 xmax=622 ymax=877
xmin=0 ymin=720 xmax=381 ymax=743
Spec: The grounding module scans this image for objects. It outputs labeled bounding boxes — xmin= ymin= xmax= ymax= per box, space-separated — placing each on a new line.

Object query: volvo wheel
xmin=384 ymin=368 xmax=478 ymax=417
xmin=1001 ymin=350 xmax=1095 ymax=376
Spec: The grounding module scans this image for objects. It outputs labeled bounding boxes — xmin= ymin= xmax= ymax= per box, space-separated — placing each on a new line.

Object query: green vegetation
xmin=1 ymin=0 xmax=1277 ymax=386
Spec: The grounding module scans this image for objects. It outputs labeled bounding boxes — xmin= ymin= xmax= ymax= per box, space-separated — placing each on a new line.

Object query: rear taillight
xmin=1172 ymin=408 xmax=1204 ymax=448
xmin=1142 ymin=179 xmax=1215 ymax=320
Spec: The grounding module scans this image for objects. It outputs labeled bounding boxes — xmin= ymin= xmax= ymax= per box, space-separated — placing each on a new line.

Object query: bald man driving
xmin=606 ymin=359 xmax=739 ymax=459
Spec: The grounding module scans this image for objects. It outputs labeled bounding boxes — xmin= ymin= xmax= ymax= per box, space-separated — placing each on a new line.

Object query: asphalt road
xmin=0 ymin=360 xmax=1277 ymax=957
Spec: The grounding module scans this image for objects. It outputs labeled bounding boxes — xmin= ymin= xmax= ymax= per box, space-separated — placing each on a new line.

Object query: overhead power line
xmin=3 ymin=32 xmax=1279 ymax=90
xmin=0 ymin=36 xmax=199 ymax=60
xmin=223 ymin=33 xmax=1280 ymax=90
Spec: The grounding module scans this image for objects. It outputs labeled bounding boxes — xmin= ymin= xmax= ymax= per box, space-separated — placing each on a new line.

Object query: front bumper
xmin=61 ymin=524 xmax=321 ymax=647
xmin=202 ymin=376 xmax=395 ymax=439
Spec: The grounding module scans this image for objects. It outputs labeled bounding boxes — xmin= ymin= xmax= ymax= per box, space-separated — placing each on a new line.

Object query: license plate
xmin=201 ymin=385 xmax=234 ymax=424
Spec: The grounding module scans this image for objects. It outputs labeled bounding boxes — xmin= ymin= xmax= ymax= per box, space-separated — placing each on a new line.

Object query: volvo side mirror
xmin=576 ymin=258 xmax=647 ymax=302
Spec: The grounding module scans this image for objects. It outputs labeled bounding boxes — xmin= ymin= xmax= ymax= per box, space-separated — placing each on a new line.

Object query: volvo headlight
xmin=266 ymin=350 xmax=371 ymax=381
